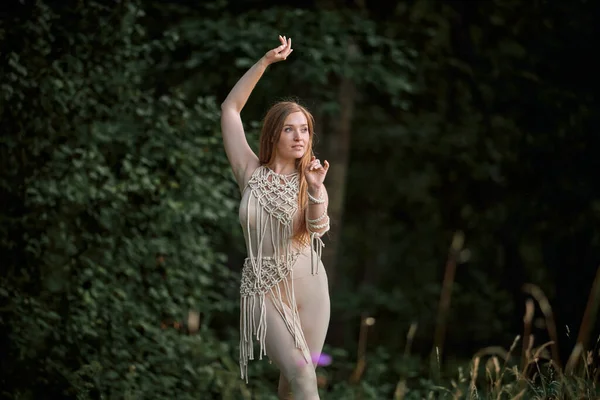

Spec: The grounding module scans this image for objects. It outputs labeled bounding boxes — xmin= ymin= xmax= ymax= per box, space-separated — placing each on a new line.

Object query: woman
xmin=220 ymin=35 xmax=331 ymax=400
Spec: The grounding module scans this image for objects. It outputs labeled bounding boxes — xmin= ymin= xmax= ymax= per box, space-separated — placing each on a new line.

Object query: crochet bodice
xmin=237 ymin=164 xmax=327 ymax=382
xmin=239 ymin=166 xmax=302 ymax=259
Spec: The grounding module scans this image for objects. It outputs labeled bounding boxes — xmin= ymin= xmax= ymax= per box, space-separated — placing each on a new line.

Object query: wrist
xmin=307 ymin=185 xmax=325 ymax=205
xmin=257 ymin=57 xmax=270 ymax=69
xmin=308 ymin=184 xmax=323 ymax=195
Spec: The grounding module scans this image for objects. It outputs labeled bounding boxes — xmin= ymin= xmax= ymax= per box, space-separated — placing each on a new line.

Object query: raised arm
xmin=220 ymin=35 xmax=294 ymax=189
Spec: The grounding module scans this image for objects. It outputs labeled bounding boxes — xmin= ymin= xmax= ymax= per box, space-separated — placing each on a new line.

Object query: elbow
xmin=309 ymin=227 xmax=330 ymax=240
xmin=308 ymin=224 xmax=330 ymax=238
xmin=310 ymin=230 xmax=326 ymax=239
xmin=307 ymin=213 xmax=330 ymax=238
xmin=220 ymin=100 xmax=239 ymax=113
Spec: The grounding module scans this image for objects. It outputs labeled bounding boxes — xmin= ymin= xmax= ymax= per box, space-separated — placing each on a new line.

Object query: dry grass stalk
xmin=488 ymin=356 xmax=501 ymax=394
xmin=520 ymin=334 xmax=535 ymax=379
xmin=394 ymin=322 xmax=418 ymax=399
xmin=490 ymin=335 xmax=521 ymax=395
xmin=531 ymin=341 xmax=554 ymax=362
xmin=522 ymin=284 xmax=562 ymax=369
xmin=469 ymin=356 xmax=480 ymax=399
xmin=485 ymin=357 xmax=496 ymax=394
xmin=521 ymin=299 xmax=535 ymax=372
xmin=473 ymin=346 xmax=510 ymax=361
xmin=565 ymin=265 xmax=600 ymax=375
xmin=510 ymin=389 xmax=526 ymax=400
xmin=433 ymin=231 xmax=464 ymax=362
xmin=349 ymin=315 xmax=375 ymax=384
xmin=404 ymin=322 xmax=418 ymax=358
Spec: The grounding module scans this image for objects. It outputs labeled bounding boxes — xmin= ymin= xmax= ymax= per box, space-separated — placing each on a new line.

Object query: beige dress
xmin=238 ymin=165 xmax=329 ymax=382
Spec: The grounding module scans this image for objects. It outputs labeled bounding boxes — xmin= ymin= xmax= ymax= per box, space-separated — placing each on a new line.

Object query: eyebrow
xmin=283 ymin=124 xmax=308 ymax=127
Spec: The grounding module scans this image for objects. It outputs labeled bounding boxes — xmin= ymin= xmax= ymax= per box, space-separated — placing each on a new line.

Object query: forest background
xmin=1 ymin=0 xmax=600 ymax=398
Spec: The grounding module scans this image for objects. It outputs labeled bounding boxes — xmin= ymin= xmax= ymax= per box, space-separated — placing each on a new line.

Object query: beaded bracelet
xmin=308 ymin=209 xmax=330 ymax=231
xmin=307 ymin=210 xmax=328 ymax=224
xmin=308 ymin=189 xmax=325 ymax=204
xmin=309 ymin=217 xmax=330 ymax=230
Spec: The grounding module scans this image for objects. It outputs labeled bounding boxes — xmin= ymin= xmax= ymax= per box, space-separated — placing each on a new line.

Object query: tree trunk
xmin=321 ymin=61 xmax=356 ymax=288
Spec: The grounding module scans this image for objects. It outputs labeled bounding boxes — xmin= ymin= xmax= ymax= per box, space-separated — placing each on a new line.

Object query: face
xmin=275 ymin=111 xmax=310 ymax=161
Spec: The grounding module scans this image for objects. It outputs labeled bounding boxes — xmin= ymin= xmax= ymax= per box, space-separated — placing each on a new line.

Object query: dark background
xmin=1 ymin=0 xmax=599 ymax=398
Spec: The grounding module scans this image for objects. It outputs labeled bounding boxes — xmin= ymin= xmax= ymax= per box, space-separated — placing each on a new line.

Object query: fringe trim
xmin=238 ymin=166 xmax=326 ymax=382
xmin=239 ymin=254 xmax=313 ymax=383
xmin=310 ymin=232 xmax=325 ymax=275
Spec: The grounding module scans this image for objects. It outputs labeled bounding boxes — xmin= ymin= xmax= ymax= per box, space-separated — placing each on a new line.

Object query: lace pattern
xmin=238 ymin=166 xmax=322 ymax=382
xmin=240 ymin=253 xmax=300 ymax=297
xmin=247 ymin=168 xmax=298 ymax=227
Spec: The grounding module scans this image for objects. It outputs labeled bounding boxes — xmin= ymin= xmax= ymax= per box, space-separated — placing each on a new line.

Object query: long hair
xmin=258 ymin=101 xmax=315 ymax=244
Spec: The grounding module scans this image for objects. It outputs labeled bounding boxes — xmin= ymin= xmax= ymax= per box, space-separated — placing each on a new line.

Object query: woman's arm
xmin=220 ymin=35 xmax=293 ymax=188
xmin=305 ymin=157 xmax=330 ymax=237
xmin=307 ymin=184 xmax=330 ymax=237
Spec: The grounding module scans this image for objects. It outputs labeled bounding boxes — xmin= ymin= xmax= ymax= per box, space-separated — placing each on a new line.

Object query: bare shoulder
xmin=237 ymin=159 xmax=262 ymax=192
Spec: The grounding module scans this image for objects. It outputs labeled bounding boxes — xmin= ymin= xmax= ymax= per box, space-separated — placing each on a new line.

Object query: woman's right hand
xmin=262 ymin=35 xmax=293 ymax=66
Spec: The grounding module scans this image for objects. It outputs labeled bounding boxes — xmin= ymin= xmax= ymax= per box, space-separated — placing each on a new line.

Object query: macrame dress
xmin=238 ymin=165 xmax=327 ymax=382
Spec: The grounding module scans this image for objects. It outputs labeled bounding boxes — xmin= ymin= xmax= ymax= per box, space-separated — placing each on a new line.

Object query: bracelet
xmin=309 ymin=217 xmax=330 ymax=230
xmin=308 ymin=210 xmax=328 ymax=224
xmin=308 ymin=210 xmax=330 ymax=231
xmin=308 ymin=189 xmax=325 ymax=204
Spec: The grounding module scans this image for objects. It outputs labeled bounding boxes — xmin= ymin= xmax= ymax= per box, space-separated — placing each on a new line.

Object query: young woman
xmin=220 ymin=35 xmax=331 ymax=400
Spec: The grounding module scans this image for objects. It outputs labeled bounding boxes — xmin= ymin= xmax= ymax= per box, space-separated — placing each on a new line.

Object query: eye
xmin=284 ymin=127 xmax=292 ymax=132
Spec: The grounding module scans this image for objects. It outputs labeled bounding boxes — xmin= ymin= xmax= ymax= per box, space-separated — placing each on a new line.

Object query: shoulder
xmin=238 ymin=161 xmax=263 ymax=192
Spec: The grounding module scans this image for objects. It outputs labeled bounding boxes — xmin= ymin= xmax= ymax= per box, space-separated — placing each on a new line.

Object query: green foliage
xmin=0 ymin=1 xmax=247 ymax=398
xmin=146 ymin=3 xmax=415 ymax=116
xmin=2 ymin=0 xmax=599 ymax=398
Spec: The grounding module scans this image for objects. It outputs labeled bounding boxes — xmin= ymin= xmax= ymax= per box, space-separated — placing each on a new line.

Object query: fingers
xmin=275 ymin=35 xmax=293 ymax=60
xmin=307 ymin=158 xmax=328 ymax=172
xmin=284 ymin=37 xmax=293 ymax=59
xmin=278 ymin=35 xmax=291 ymax=46
xmin=308 ymin=157 xmax=320 ymax=171
xmin=274 ymin=36 xmax=287 ymax=53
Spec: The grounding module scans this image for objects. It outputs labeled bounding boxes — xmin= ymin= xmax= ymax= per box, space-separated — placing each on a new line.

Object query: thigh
xmin=293 ymin=266 xmax=331 ymax=365
xmin=258 ymin=294 xmax=310 ymax=378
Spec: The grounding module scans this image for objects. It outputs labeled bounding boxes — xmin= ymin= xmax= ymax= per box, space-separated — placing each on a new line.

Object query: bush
xmin=0 ymin=1 xmax=246 ymax=398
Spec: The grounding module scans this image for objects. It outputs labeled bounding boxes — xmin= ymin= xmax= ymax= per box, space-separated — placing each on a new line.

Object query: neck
xmin=267 ymin=158 xmax=297 ymax=176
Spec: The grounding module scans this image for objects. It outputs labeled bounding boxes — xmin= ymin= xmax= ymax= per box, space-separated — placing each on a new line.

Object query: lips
xmin=292 ymin=145 xmax=304 ymax=150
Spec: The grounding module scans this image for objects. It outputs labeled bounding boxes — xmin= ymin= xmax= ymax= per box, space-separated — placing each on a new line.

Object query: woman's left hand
xmin=305 ymin=156 xmax=329 ymax=190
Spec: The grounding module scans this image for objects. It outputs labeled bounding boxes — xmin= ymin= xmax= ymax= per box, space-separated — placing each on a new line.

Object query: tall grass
xmin=384 ymin=233 xmax=600 ymax=399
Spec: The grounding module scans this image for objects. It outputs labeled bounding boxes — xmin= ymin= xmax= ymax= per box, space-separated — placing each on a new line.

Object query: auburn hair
xmin=258 ymin=101 xmax=315 ymax=244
